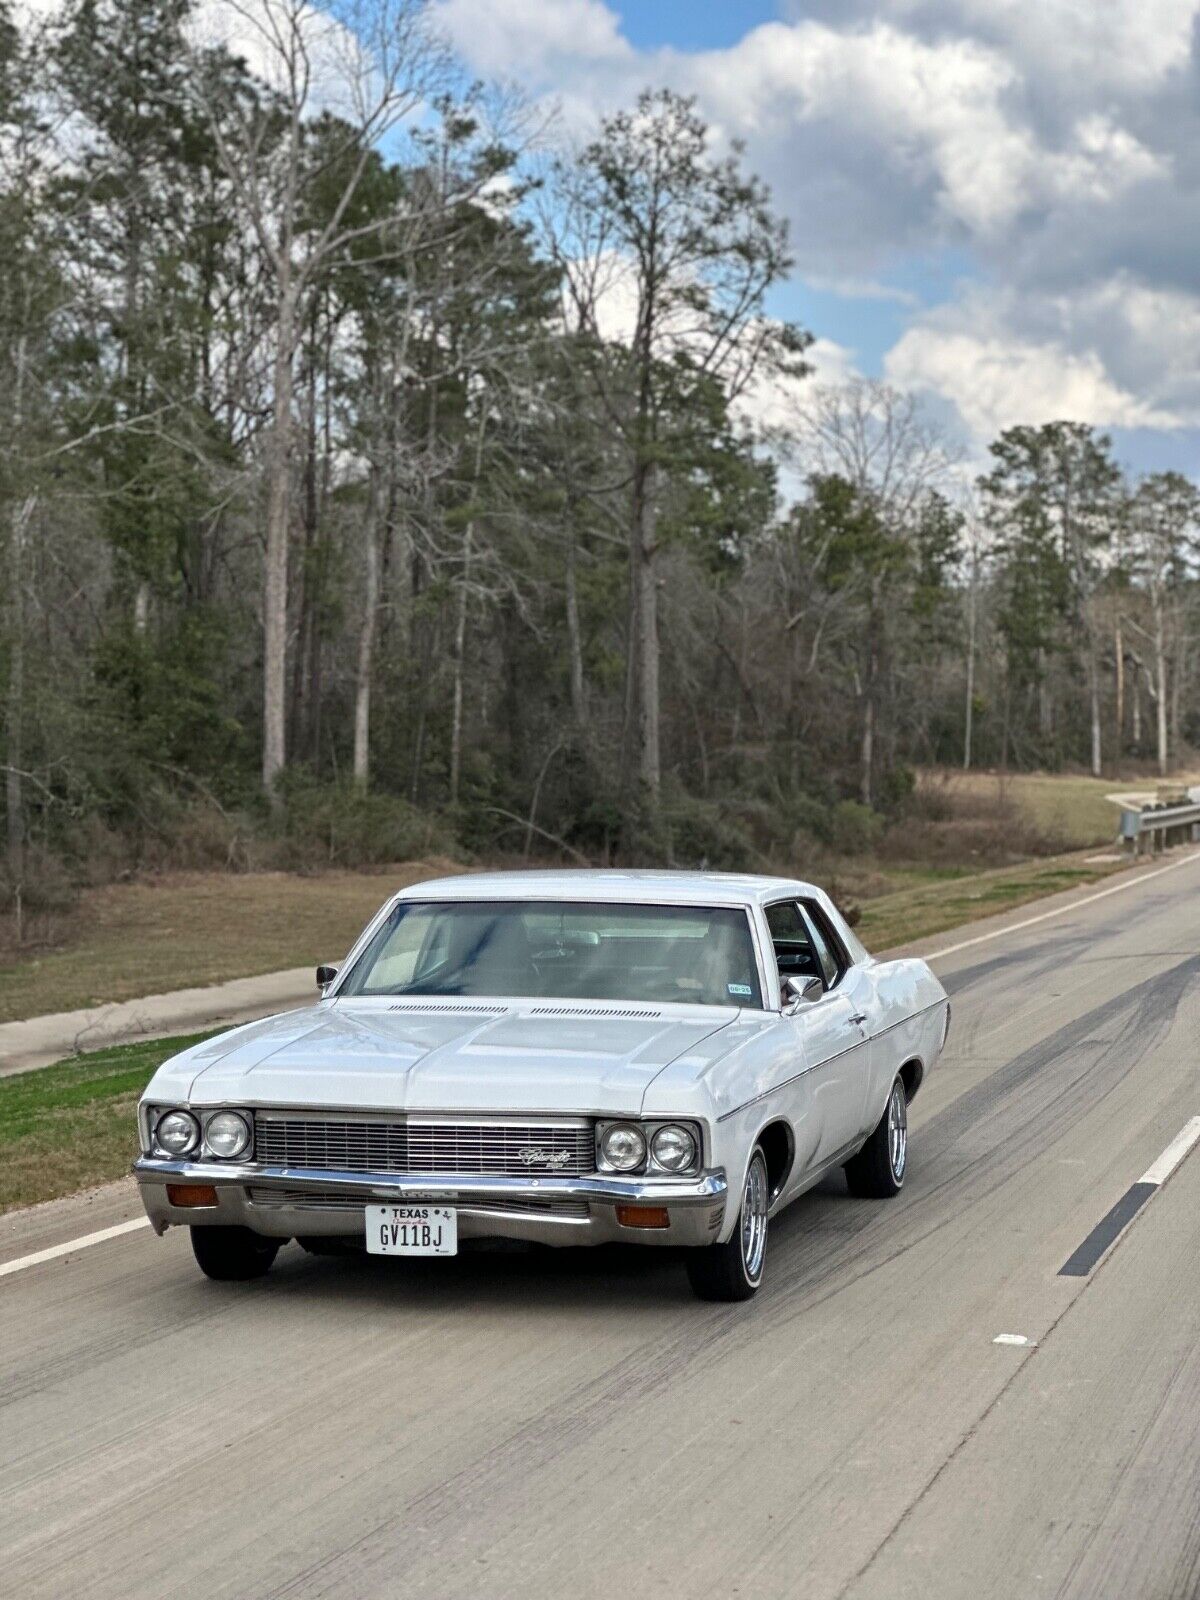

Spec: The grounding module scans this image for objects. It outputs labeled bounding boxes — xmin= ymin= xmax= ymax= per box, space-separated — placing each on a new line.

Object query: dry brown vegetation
xmin=0 ymin=859 xmax=463 ymax=1022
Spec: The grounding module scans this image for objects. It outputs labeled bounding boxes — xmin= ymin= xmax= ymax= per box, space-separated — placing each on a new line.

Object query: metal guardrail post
xmin=1115 ymin=789 xmax=1200 ymax=856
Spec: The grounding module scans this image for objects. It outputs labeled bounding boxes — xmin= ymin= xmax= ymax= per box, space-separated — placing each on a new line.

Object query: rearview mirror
xmin=316 ymin=963 xmax=339 ymax=992
xmin=782 ymin=975 xmax=825 ymax=1013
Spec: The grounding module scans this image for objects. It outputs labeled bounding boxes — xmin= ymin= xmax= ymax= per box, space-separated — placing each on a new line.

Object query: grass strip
xmin=0 ymin=1032 xmax=213 ymax=1213
xmin=857 ymin=854 xmax=1123 ymax=949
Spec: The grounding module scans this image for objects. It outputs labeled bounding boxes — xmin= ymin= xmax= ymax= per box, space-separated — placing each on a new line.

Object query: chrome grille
xmin=246 ymin=1185 xmax=589 ymax=1219
xmin=253 ymin=1117 xmax=595 ymax=1177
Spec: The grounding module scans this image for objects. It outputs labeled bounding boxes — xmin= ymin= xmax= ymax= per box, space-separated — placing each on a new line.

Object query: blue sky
xmin=435 ymin=0 xmax=1200 ymax=478
xmin=619 ymin=1 xmax=778 ymax=52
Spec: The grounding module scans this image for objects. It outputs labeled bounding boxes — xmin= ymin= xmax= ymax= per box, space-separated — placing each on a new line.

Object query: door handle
xmin=849 ymin=1012 xmax=868 ymax=1026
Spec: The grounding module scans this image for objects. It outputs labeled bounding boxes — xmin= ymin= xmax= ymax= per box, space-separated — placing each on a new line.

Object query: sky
xmin=431 ymin=0 xmax=1200 ymax=478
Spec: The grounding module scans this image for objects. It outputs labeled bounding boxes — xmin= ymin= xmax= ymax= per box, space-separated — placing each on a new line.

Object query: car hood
xmin=154 ymin=1000 xmax=744 ymax=1116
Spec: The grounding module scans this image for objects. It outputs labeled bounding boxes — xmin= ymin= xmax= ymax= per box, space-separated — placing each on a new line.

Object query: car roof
xmin=392 ymin=868 xmax=823 ymax=909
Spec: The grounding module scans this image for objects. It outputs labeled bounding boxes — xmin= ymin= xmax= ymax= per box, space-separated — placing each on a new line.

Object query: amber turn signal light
xmin=615 ymin=1204 xmax=670 ymax=1229
xmin=166 ymin=1183 xmax=218 ymax=1208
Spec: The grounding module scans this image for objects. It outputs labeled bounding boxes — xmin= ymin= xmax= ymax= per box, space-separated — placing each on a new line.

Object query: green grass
xmin=0 ymin=1032 xmax=212 ymax=1213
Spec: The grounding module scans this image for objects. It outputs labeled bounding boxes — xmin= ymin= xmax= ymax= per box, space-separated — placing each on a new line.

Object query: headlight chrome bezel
xmin=203 ymin=1110 xmax=252 ymax=1160
xmin=148 ymin=1106 xmax=254 ymax=1161
xmin=153 ymin=1108 xmax=201 ymax=1158
xmin=596 ymin=1119 xmax=703 ymax=1176
xmin=649 ymin=1123 xmax=698 ymax=1173
xmin=597 ymin=1121 xmax=647 ymax=1173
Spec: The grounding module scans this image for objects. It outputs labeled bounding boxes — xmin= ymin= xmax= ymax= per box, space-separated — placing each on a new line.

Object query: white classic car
xmin=135 ymin=870 xmax=949 ymax=1301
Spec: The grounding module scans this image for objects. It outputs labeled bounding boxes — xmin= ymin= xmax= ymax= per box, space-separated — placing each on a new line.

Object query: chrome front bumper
xmin=133 ymin=1158 xmax=729 ymax=1248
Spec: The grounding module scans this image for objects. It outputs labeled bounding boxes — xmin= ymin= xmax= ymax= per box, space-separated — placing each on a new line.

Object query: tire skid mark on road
xmin=919 ymin=850 xmax=1200 ymax=966
xmin=715 ymin=956 xmax=1200 ymax=1594
xmin=754 ymin=953 xmax=1200 ymax=1331
xmin=260 ymin=955 xmax=1200 ymax=1600
xmin=935 ymin=876 xmax=1200 ymax=1057
xmin=938 ymin=929 xmax=1095 ymax=998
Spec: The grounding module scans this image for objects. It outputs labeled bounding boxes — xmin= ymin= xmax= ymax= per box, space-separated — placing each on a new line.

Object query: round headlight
xmin=600 ymin=1123 xmax=646 ymax=1172
xmin=155 ymin=1109 xmax=200 ymax=1157
xmin=650 ymin=1124 xmax=697 ymax=1172
xmin=205 ymin=1111 xmax=251 ymax=1160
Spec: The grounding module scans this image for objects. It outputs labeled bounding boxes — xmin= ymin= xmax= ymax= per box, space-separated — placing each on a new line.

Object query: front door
xmin=767 ymin=900 xmax=871 ymax=1162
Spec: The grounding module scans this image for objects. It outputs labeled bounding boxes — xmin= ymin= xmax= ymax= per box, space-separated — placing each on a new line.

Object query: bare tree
xmin=184 ymin=0 xmax=448 ymax=798
xmin=1126 ymin=472 xmax=1199 ymax=776
xmin=960 ymin=507 xmax=989 ymax=771
xmin=784 ymin=380 xmax=959 ymax=803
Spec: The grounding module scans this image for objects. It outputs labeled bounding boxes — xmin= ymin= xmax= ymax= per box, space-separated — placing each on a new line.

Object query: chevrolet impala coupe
xmin=134 ymin=870 xmax=949 ymax=1301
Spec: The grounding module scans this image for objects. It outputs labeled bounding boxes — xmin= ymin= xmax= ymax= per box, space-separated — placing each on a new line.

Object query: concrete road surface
xmin=2 ymin=856 xmax=1199 ymax=1600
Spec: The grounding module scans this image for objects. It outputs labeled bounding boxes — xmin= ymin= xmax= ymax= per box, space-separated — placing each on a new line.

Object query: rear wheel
xmin=844 ymin=1075 xmax=908 ymax=1199
xmin=686 ymin=1146 xmax=769 ymax=1302
xmin=190 ymin=1226 xmax=280 ymax=1281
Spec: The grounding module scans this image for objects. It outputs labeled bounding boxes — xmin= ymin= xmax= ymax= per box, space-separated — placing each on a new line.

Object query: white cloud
xmin=886 ymin=322 xmax=1184 ymax=441
xmin=685 ymin=21 xmax=1040 ymax=239
xmin=433 ymin=0 xmax=630 ymax=75
xmin=739 ymin=336 xmax=862 ymax=435
xmin=851 ymin=0 xmax=1199 ymax=94
xmin=1043 ymin=116 xmax=1167 ymax=205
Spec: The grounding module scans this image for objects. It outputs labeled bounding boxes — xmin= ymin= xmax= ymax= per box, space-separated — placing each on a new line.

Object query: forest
xmin=2 ymin=0 xmax=1198 ymax=931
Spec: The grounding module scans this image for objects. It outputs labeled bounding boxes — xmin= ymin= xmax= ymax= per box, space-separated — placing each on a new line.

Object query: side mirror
xmin=782 ymin=975 xmax=825 ymax=1013
xmin=316 ymin=964 xmax=339 ymax=992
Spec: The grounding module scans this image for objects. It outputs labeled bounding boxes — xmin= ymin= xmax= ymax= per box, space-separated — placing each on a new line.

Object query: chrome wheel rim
xmin=888 ymin=1081 xmax=908 ymax=1182
xmin=741 ymin=1153 xmax=769 ymax=1283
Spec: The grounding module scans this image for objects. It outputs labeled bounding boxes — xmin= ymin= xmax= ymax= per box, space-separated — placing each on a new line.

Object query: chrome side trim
xmin=716 ymin=1046 xmax=856 ymax=1121
xmin=868 ymin=997 xmax=942 ymax=1041
xmin=716 ymin=999 xmax=942 ymax=1122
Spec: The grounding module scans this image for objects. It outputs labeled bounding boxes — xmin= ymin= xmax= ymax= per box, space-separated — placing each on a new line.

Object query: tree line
xmin=2 ymin=0 xmax=1197 ymax=919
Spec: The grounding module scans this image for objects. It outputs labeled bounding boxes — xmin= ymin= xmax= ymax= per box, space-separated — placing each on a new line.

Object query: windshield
xmin=338 ymin=900 xmax=763 ymax=1008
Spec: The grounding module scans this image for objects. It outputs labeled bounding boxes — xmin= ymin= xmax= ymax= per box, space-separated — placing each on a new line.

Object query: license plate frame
xmin=365 ymin=1204 xmax=458 ymax=1257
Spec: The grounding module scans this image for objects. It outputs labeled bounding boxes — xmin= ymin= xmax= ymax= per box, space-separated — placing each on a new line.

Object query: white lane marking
xmin=924 ymin=849 xmax=1200 ymax=963
xmin=1139 ymin=1117 xmax=1200 ymax=1187
xmin=0 ymin=1217 xmax=150 ymax=1280
xmin=993 ymin=1333 xmax=1036 ymax=1347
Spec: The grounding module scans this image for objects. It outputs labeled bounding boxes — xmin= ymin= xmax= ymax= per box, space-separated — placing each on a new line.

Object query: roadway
xmin=2 ymin=853 xmax=1199 ymax=1599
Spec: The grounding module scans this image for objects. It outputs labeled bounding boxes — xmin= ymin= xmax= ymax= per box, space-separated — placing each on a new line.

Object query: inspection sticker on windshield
xmin=727 ymin=983 xmax=753 ymax=997
xmin=366 ymin=1205 xmax=457 ymax=1257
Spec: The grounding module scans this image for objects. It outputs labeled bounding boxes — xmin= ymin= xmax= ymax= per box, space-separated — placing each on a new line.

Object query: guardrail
xmin=1114 ymin=790 xmax=1200 ymax=854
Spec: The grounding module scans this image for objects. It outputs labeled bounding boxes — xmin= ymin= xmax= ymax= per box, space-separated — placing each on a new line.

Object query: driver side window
xmin=766 ymin=901 xmax=821 ymax=983
xmin=799 ymin=902 xmax=842 ymax=989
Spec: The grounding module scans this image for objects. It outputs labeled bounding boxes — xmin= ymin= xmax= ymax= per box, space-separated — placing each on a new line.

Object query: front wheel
xmin=844 ymin=1075 xmax=908 ymax=1199
xmin=686 ymin=1146 xmax=769 ymax=1302
xmin=190 ymin=1225 xmax=280 ymax=1281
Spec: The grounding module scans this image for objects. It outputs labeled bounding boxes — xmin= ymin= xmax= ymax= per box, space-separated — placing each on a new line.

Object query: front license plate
xmin=366 ymin=1204 xmax=457 ymax=1257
